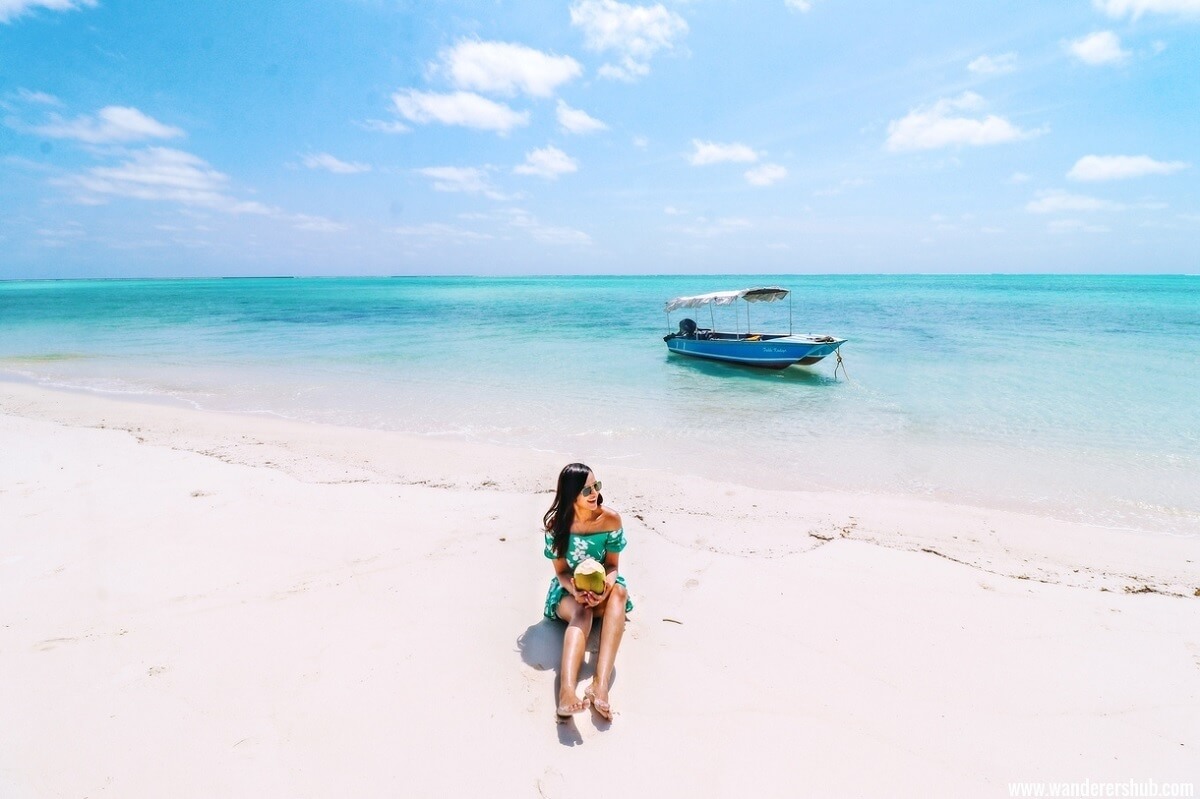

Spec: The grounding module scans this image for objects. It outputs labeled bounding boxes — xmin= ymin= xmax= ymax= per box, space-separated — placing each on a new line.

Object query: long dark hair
xmin=543 ymin=462 xmax=603 ymax=558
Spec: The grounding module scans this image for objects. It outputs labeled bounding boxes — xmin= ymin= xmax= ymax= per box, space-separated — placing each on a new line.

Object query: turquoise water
xmin=2 ymin=275 xmax=1198 ymax=535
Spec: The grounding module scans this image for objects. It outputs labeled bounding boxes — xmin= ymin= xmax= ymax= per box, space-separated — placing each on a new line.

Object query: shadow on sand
xmin=517 ymin=619 xmax=615 ymax=744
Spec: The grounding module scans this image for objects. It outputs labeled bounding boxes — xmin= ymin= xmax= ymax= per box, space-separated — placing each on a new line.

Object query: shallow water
xmin=2 ymin=274 xmax=1197 ymax=535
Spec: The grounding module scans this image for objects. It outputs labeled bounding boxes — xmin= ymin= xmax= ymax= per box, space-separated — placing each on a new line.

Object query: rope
xmin=833 ymin=347 xmax=848 ymax=381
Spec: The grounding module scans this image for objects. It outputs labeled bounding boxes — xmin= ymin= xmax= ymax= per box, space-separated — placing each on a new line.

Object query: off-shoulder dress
xmin=543 ymin=527 xmax=634 ymax=620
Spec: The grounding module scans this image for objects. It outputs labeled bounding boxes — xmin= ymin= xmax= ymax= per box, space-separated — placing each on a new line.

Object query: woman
xmin=542 ymin=462 xmax=633 ymax=721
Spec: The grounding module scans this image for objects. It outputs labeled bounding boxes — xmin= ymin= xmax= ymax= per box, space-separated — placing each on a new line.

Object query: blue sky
xmin=2 ymin=0 xmax=1197 ymax=277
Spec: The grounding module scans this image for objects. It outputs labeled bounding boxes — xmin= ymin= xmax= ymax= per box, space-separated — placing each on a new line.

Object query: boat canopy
xmin=664 ymin=286 xmax=789 ymax=313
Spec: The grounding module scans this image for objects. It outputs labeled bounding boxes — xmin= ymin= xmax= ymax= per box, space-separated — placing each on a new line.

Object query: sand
xmin=1 ymin=380 xmax=1197 ymax=798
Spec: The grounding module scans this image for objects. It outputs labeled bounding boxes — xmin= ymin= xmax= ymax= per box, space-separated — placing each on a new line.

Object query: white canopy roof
xmin=664 ymin=286 xmax=789 ymax=313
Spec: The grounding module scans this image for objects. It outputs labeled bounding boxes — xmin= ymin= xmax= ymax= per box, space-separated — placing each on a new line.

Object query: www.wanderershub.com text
xmin=1008 ymin=779 xmax=1195 ymax=797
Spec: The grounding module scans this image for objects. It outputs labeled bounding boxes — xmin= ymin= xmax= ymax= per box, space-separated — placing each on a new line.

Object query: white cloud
xmin=359 ymin=119 xmax=410 ymax=134
xmin=527 ymin=224 xmax=592 ymax=245
xmin=968 ymin=52 xmax=1017 ymax=75
xmin=1025 ymin=190 xmax=1124 ymax=213
xmin=785 ymin=0 xmax=814 ymax=11
xmin=598 ymin=61 xmax=648 ymax=81
xmin=689 ymin=139 xmax=759 ymax=166
xmin=292 ymin=215 xmax=348 ymax=233
xmin=745 ymin=163 xmax=787 ymax=186
xmin=1066 ymin=31 xmax=1129 ymax=65
xmin=813 ymin=177 xmax=871 ymax=196
xmin=33 ymin=106 xmax=184 ymax=144
xmin=1048 ymin=219 xmax=1110 ymax=233
xmin=1093 ymin=0 xmax=1200 ymax=18
xmin=416 ymin=166 xmax=509 ymax=200
xmin=37 ymin=224 xmax=83 ymax=236
xmin=1008 ymin=172 xmax=1031 ymax=184
xmin=416 ymin=166 xmax=491 ymax=193
xmin=77 ymin=148 xmax=227 ymax=199
xmin=632 ymin=135 xmax=649 ymax=149
xmin=885 ymin=92 xmax=1039 ymax=151
xmin=391 ymin=223 xmax=493 ymax=241
xmin=570 ymin=0 xmax=688 ymax=82
xmin=0 ymin=0 xmax=95 ymax=24
xmin=556 ymin=100 xmax=608 ymax=134
xmin=302 ymin=152 xmax=370 ymax=174
xmin=15 ymin=88 xmax=62 ymax=105
xmin=674 ymin=216 xmax=753 ymax=238
xmin=438 ymin=40 xmax=582 ymax=98
xmin=513 ymin=146 xmax=578 ymax=180
xmin=1067 ymin=154 xmax=1189 ymax=181
xmin=392 ymin=90 xmax=529 ymax=134
xmin=506 ymin=208 xmax=592 ymax=245
xmin=60 ymin=147 xmax=272 ymax=214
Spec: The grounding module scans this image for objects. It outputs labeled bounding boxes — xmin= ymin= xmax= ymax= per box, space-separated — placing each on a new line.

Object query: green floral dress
xmin=543 ymin=528 xmax=634 ymax=619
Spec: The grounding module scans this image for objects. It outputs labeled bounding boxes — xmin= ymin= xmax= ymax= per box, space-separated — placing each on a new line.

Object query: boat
xmin=662 ymin=286 xmax=846 ymax=370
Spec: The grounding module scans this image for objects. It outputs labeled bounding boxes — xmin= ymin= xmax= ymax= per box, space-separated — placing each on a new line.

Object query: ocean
xmin=2 ymin=274 xmax=1197 ymax=536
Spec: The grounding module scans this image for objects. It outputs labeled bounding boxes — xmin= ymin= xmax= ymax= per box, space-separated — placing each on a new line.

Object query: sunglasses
xmin=580 ymin=481 xmax=602 ymax=497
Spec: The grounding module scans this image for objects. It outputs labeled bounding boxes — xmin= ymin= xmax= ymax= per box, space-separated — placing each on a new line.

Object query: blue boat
xmin=663 ymin=287 xmax=847 ymax=370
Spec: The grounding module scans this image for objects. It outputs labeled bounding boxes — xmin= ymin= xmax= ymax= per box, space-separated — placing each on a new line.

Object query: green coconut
xmin=573 ymin=558 xmax=607 ymax=594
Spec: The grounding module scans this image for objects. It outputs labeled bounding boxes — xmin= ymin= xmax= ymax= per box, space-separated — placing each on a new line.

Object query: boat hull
xmin=664 ymin=334 xmax=845 ymax=369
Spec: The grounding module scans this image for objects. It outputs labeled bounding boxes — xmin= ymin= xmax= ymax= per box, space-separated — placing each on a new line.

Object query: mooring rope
xmin=833 ymin=347 xmax=848 ymax=380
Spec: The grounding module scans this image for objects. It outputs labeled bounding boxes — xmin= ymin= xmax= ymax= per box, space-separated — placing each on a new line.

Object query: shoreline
xmin=2 ymin=380 xmax=1197 ymax=796
xmin=5 ymin=363 xmax=1197 ymax=535
xmin=2 ymin=379 xmax=1196 ymax=595
xmin=4 ymin=358 xmax=1196 ymax=541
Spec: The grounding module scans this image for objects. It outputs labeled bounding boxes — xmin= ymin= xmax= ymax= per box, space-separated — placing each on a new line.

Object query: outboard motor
xmin=678 ymin=318 xmax=698 ymax=338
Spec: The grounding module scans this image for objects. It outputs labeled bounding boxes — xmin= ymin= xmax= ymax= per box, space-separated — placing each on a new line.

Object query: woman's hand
xmin=565 ymin=575 xmax=612 ymax=607
xmin=582 ymin=579 xmax=614 ymax=607
xmin=567 ymin=579 xmax=590 ymax=606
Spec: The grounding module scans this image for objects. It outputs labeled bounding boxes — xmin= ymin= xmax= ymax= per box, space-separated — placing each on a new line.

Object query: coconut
xmin=573 ymin=558 xmax=607 ymax=594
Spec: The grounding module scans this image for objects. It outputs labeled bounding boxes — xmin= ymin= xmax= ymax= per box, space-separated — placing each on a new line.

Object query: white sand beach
xmin=1 ymin=380 xmax=1197 ymax=798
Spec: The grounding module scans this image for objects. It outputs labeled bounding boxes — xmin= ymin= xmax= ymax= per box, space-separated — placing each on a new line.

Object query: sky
xmin=1 ymin=0 xmax=1198 ymax=277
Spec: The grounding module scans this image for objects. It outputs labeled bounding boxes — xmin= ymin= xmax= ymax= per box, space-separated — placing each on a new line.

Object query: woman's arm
xmin=552 ymin=557 xmax=584 ymax=603
xmin=602 ymin=551 xmax=620 ymax=596
xmin=598 ymin=508 xmax=624 ymax=598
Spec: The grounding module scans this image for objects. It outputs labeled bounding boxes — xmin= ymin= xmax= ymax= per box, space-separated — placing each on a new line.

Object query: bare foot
xmin=585 ymin=684 xmax=613 ymax=720
xmin=557 ymin=688 xmax=589 ymax=718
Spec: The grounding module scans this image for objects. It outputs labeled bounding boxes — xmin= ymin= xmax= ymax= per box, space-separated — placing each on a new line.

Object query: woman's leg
xmin=556 ymin=594 xmax=594 ymax=715
xmin=589 ymin=583 xmax=627 ymax=719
